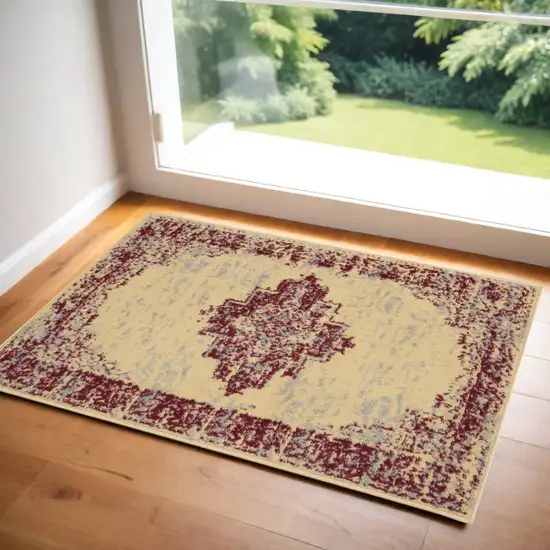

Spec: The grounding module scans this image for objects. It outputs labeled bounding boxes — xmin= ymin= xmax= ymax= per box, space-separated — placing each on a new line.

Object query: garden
xmin=173 ymin=0 xmax=550 ymax=179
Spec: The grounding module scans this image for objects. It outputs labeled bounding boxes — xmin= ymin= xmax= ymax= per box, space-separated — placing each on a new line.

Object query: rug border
xmin=0 ymin=211 xmax=542 ymax=524
xmin=0 ymin=385 xmax=491 ymax=523
xmin=147 ymin=212 xmax=546 ymax=289
xmin=466 ymin=278 xmax=540 ymax=523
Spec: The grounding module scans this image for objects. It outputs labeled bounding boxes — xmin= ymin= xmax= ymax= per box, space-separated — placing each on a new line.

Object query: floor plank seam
xmin=500 ymin=435 xmax=550 ymax=452
xmin=64 ymin=458 xmax=328 ymax=550
xmin=511 ymin=391 xmax=550 ymax=403
xmin=523 ymin=353 xmax=550 ymax=362
xmin=419 ymin=521 xmax=431 ymax=550
xmin=157 ymin=493 xmax=329 ymax=550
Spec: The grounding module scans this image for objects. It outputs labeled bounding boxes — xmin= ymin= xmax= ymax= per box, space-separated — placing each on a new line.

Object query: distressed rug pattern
xmin=0 ymin=214 xmax=539 ymax=522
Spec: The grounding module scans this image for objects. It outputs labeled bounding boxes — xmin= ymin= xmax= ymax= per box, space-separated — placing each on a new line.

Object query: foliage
xmin=321 ymin=54 xmax=370 ymax=93
xmin=284 ymin=87 xmax=318 ymax=120
xmin=325 ymin=54 xmax=509 ymax=113
xmin=413 ymin=0 xmax=502 ymax=45
xmin=440 ymin=24 xmax=550 ymax=119
xmin=219 ymin=87 xmax=321 ymax=124
xmin=262 ymin=94 xmax=290 ymax=122
xmin=172 ymin=0 xmax=337 ymax=116
xmin=218 ymin=96 xmax=264 ymax=125
xmin=246 ymin=5 xmax=337 ymax=115
xmin=173 ymin=0 xmax=550 ymax=129
xmin=247 ymin=5 xmax=335 ymax=62
xmin=497 ymin=93 xmax=550 ymax=126
xmin=293 ymin=60 xmax=337 ymax=115
xmin=415 ymin=0 xmax=550 ymax=121
xmin=319 ymin=11 xmax=445 ymax=64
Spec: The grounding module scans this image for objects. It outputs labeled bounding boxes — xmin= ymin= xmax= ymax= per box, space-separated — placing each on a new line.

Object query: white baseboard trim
xmin=0 ymin=174 xmax=128 ymax=296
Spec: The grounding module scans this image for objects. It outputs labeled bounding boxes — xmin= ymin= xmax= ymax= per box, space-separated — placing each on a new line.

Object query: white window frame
xmin=107 ymin=0 xmax=550 ymax=267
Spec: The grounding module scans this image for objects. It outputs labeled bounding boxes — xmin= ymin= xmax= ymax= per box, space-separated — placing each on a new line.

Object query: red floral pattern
xmin=199 ymin=274 xmax=355 ymax=396
xmin=0 ymin=214 xmax=539 ymax=522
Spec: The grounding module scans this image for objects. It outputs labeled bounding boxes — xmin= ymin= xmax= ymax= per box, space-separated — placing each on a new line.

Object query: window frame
xmin=224 ymin=0 xmax=550 ymax=25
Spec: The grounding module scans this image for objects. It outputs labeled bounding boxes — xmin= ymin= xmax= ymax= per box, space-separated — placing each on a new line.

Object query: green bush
xmin=218 ymin=96 xmax=264 ymax=125
xmin=363 ymin=57 xmax=459 ymax=107
xmin=323 ymin=53 xmax=370 ymax=94
xmin=285 ymin=87 xmax=318 ymax=120
xmin=327 ymin=54 xmax=513 ymax=116
xmin=218 ymin=90 xmax=321 ymax=125
xmin=261 ymin=94 xmax=290 ymax=123
xmin=318 ymin=11 xmax=444 ymax=66
xmin=173 ymin=1 xmax=337 ymax=120
xmin=294 ymin=60 xmax=337 ymax=115
xmin=416 ymin=1 xmax=550 ymax=123
xmin=497 ymin=94 xmax=550 ymax=129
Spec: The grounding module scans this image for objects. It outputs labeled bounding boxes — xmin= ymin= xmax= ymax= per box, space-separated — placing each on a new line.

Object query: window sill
xmin=175 ymin=126 xmax=550 ymax=235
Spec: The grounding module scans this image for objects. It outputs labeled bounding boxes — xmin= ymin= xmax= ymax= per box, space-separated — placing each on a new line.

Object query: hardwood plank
xmin=424 ymin=491 xmax=550 ymax=550
xmin=0 ymin=532 xmax=52 ymax=550
xmin=0 ymin=449 xmax=47 ymax=519
xmin=524 ymin=321 xmax=550 ymax=361
xmin=501 ymin=393 xmax=550 ymax=449
xmin=513 ymin=356 xmax=550 ymax=401
xmin=487 ymin=438 xmax=550 ymax=504
xmin=0 ymin=463 xmax=321 ymax=550
xmin=423 ymin=439 xmax=550 ymax=550
xmin=535 ymin=289 xmax=550 ymax=323
xmin=0 ymin=397 xmax=429 ymax=550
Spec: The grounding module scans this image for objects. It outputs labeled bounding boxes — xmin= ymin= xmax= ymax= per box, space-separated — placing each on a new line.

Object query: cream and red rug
xmin=0 ymin=214 xmax=539 ymax=522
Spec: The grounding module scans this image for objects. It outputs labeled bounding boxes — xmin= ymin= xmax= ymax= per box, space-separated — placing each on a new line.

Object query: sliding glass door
xmin=141 ymin=0 xmax=550 ymax=233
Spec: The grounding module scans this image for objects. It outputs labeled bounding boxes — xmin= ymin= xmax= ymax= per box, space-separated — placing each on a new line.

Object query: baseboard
xmin=0 ymin=174 xmax=129 ymax=296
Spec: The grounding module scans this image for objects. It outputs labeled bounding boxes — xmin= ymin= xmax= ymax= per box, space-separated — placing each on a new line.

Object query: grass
xmin=243 ymin=96 xmax=550 ymax=179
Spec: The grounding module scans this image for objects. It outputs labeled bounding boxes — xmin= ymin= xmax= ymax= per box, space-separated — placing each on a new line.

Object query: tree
xmin=171 ymin=0 xmax=337 ymax=114
xmin=319 ymin=10 xmax=445 ymax=64
xmin=245 ymin=4 xmax=337 ymax=113
xmin=414 ymin=0 xmax=550 ymax=120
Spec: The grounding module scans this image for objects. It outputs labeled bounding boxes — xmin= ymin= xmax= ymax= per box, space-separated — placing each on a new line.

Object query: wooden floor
xmin=1 ymin=192 xmax=550 ymax=550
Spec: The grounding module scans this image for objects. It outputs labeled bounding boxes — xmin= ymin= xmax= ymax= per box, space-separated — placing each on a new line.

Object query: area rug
xmin=0 ymin=214 xmax=540 ymax=522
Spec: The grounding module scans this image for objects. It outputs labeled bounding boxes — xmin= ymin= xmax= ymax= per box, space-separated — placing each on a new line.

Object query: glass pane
xmin=172 ymin=0 xmax=550 ymax=177
xmin=162 ymin=1 xmax=550 ymax=233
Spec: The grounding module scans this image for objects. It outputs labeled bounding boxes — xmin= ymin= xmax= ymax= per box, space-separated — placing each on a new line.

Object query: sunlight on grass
xmin=243 ymin=96 xmax=550 ymax=179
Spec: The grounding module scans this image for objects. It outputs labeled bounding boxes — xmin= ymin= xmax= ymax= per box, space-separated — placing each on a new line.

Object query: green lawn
xmin=243 ymin=96 xmax=550 ymax=179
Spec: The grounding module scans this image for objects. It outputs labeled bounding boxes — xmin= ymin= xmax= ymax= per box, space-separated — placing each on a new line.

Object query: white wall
xmin=0 ymin=0 xmax=123 ymax=262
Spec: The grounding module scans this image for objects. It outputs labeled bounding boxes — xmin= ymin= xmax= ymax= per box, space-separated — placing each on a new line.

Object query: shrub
xmin=318 ymin=11 xmax=441 ymax=66
xmin=329 ymin=55 xmax=512 ymax=116
xmin=322 ymin=53 xmax=370 ymax=94
xmin=354 ymin=57 xmax=451 ymax=106
xmin=497 ymin=94 xmax=550 ymax=129
xmin=294 ymin=59 xmax=337 ymax=115
xmin=218 ymin=96 xmax=264 ymax=125
xmin=285 ymin=87 xmax=318 ymax=120
xmin=261 ymin=94 xmax=290 ymax=123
